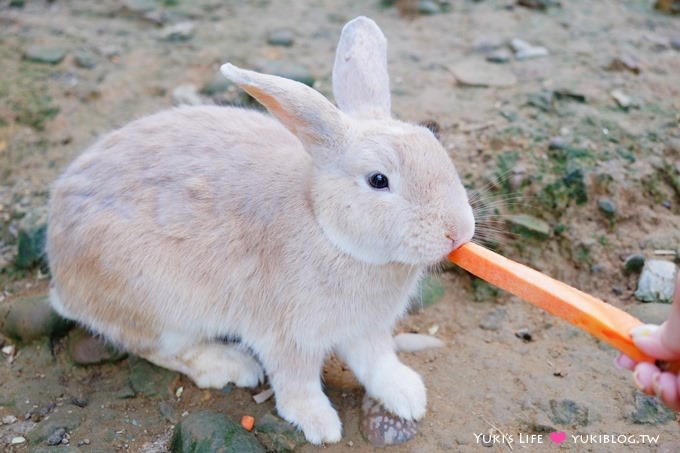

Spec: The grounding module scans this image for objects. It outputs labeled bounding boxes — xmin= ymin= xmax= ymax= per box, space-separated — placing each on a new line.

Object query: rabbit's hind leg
xmin=143 ymin=337 xmax=264 ymax=389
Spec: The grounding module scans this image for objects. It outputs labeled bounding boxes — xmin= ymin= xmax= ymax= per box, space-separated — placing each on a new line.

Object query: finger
xmin=654 ymin=372 xmax=680 ymax=411
xmin=631 ymin=324 xmax=680 ymax=361
xmin=614 ymin=354 xmax=636 ymax=371
xmin=633 ymin=362 xmax=660 ymax=395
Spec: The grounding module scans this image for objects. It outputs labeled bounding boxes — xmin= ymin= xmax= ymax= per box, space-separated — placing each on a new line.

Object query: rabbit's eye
xmin=368 ymin=172 xmax=389 ymax=190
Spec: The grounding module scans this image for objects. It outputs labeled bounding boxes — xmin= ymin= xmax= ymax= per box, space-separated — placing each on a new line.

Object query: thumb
xmin=631 ymin=324 xmax=680 ymax=361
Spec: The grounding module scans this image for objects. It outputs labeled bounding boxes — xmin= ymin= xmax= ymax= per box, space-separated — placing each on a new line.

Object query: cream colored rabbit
xmin=47 ymin=16 xmax=474 ymax=444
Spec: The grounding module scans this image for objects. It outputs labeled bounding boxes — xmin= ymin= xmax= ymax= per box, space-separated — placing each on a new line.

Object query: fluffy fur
xmin=46 ymin=16 xmax=474 ymax=444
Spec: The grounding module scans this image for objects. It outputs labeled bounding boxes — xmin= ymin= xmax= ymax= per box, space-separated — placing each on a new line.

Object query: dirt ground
xmin=1 ymin=0 xmax=679 ymax=451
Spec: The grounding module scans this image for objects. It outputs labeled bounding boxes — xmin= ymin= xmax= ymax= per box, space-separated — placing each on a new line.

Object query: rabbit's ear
xmin=221 ymin=63 xmax=348 ymax=157
xmin=332 ymin=16 xmax=391 ymax=119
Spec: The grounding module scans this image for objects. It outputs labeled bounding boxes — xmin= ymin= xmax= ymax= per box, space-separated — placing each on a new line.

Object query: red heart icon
xmin=549 ymin=431 xmax=567 ymax=444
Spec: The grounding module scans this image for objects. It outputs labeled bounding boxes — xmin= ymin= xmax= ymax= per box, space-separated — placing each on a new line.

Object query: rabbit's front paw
xmin=277 ymin=395 xmax=342 ymax=445
xmin=369 ymin=362 xmax=426 ymax=420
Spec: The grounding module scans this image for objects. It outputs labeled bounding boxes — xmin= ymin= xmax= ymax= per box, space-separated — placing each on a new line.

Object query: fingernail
xmin=631 ymin=324 xmax=659 ymax=339
xmin=633 ymin=370 xmax=645 ymax=391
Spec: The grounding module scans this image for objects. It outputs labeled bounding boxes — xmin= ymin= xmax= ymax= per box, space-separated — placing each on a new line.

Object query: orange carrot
xmin=449 ymin=242 xmax=678 ymax=370
xmin=241 ymin=415 xmax=255 ymax=432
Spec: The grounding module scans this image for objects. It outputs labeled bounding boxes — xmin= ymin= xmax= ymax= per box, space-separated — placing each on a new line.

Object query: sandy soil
xmin=1 ymin=0 xmax=679 ymax=451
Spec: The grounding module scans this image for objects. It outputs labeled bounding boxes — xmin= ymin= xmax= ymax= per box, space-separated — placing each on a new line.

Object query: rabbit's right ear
xmin=332 ymin=16 xmax=391 ymax=119
xmin=221 ymin=63 xmax=348 ymax=160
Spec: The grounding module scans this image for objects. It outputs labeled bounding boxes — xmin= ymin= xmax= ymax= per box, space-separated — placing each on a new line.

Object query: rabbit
xmin=46 ymin=16 xmax=475 ymax=444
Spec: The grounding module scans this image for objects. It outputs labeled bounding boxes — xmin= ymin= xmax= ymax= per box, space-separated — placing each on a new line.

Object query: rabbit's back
xmin=47 ymin=106 xmax=314 ymax=343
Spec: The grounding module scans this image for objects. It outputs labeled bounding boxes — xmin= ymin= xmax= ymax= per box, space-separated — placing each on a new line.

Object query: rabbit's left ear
xmin=221 ymin=63 xmax=348 ymax=160
xmin=332 ymin=16 xmax=391 ymax=120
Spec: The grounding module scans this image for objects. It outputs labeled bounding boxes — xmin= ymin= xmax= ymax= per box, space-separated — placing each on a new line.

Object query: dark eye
xmin=368 ymin=172 xmax=389 ymax=190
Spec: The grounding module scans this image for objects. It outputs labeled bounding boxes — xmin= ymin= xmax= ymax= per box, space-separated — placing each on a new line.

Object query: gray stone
xmin=635 ymin=260 xmax=677 ymax=303
xmin=266 ymin=28 xmax=294 ymax=47
xmin=14 ymin=206 xmax=47 ymax=269
xmin=507 ymin=214 xmax=551 ymax=239
xmin=450 ymin=60 xmax=517 ymax=87
xmin=631 ymin=392 xmax=676 ymax=424
xmin=255 ymin=60 xmax=315 ymax=87
xmin=47 ymin=428 xmax=67 ymax=446
xmin=161 ymin=22 xmax=195 ymax=42
xmin=74 ymin=52 xmax=97 ymax=69
xmin=0 ymin=295 xmax=73 ymax=344
xmin=254 ymin=412 xmax=305 ymax=452
xmin=671 ymin=36 xmax=680 ymax=51
xmin=598 ymin=198 xmax=616 ymax=218
xmin=417 ymin=0 xmax=442 ymax=15
xmin=128 ymin=356 xmax=179 ymax=397
xmin=624 ymin=254 xmax=645 ymax=274
xmin=611 ymin=90 xmax=632 ymax=110
xmin=516 ymin=46 xmax=549 ymax=60
xmin=24 ymin=47 xmax=66 ymax=65
xmin=170 ymin=410 xmax=265 ymax=453
xmin=485 ymin=49 xmax=512 ymax=64
xmin=549 ymin=399 xmax=590 ymax=426
xmin=625 ymin=303 xmax=672 ymax=325
xmin=479 ymin=307 xmax=507 ymax=331
xmin=200 ymin=72 xmax=235 ymax=95
xmin=361 ymin=396 xmax=418 ymax=447
xmin=27 ymin=412 xmax=81 ymax=445
xmin=548 ymin=136 xmax=568 ymax=150
xmin=67 ymin=328 xmax=127 ymax=365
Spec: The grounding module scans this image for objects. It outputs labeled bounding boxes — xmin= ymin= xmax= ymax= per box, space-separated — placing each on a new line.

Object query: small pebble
xmin=486 ymin=49 xmax=512 ymax=64
xmin=598 ymin=198 xmax=616 ymax=217
xmin=47 ymin=428 xmax=67 ymax=446
xmin=516 ymin=46 xmax=549 ymax=60
xmin=624 ymin=254 xmax=645 ymax=274
xmin=74 ymin=52 xmax=97 ymax=69
xmin=662 ymin=200 xmax=671 ymax=210
xmin=548 ymin=136 xmax=568 ymax=150
xmin=515 ymin=328 xmax=533 ymax=342
xmin=266 ymin=28 xmax=294 ymax=47
xmin=2 ymin=415 xmax=18 ymax=425
xmin=161 ymin=22 xmax=195 ymax=41
xmin=11 ymin=436 xmax=26 ymax=445
xmin=611 ymin=90 xmax=632 ymax=110
xmin=77 ymin=438 xmax=91 ymax=446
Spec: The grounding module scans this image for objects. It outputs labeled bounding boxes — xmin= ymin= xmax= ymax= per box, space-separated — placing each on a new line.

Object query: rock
xmin=549 ymin=399 xmax=590 ymax=426
xmin=14 ymin=206 xmax=47 ymax=269
xmin=172 ymin=84 xmax=206 ymax=106
xmin=417 ymin=0 xmax=442 ymax=15
xmin=515 ymin=328 xmax=533 ymax=342
xmin=655 ymin=0 xmax=680 ymax=14
xmin=548 ymin=136 xmax=568 ymax=150
xmin=170 ymin=410 xmax=265 ymax=453
xmin=11 ymin=437 xmax=26 ymax=445
xmin=254 ymin=412 xmax=305 ymax=452
xmin=74 ymin=52 xmax=97 ymax=69
xmin=361 ymin=396 xmax=418 ymax=447
xmin=0 ymin=295 xmax=73 ymax=344
xmin=624 ymin=254 xmax=645 ymax=274
xmin=479 ymin=307 xmax=507 ymax=331
xmin=507 ymin=214 xmax=550 ymax=239
xmin=67 ymin=328 xmax=127 ymax=365
xmin=635 ymin=260 xmax=677 ymax=303
xmin=606 ymin=55 xmax=640 ymax=74
xmin=597 ymin=198 xmax=616 ymax=218
xmin=159 ymin=400 xmax=179 ymax=424
xmin=24 ymin=47 xmax=67 ymax=65
xmin=611 ymin=90 xmax=632 ymax=110
xmin=510 ymin=38 xmax=549 ymax=60
xmin=27 ymin=412 xmax=81 ymax=445
xmin=9 ymin=0 xmax=25 ymax=7
xmin=266 ymin=28 xmax=294 ymax=47
xmin=625 ymin=303 xmax=671 ymax=325
xmin=671 ymin=36 xmax=680 ymax=51
xmin=517 ymin=0 xmax=561 ymax=9
xmin=200 ymin=71 xmax=248 ymax=106
xmin=128 ymin=356 xmax=179 ymax=397
xmin=516 ymin=46 xmax=549 ymax=60
xmin=47 ymin=428 xmax=67 ymax=446
xmin=161 ymin=22 xmax=195 ymax=42
xmin=631 ymin=392 xmax=676 ymax=424
xmin=485 ymin=49 xmax=512 ymax=64
xmin=255 ymin=60 xmax=315 ymax=87
xmin=121 ymin=0 xmax=156 ymax=14
xmin=450 ymin=60 xmax=517 ymax=87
